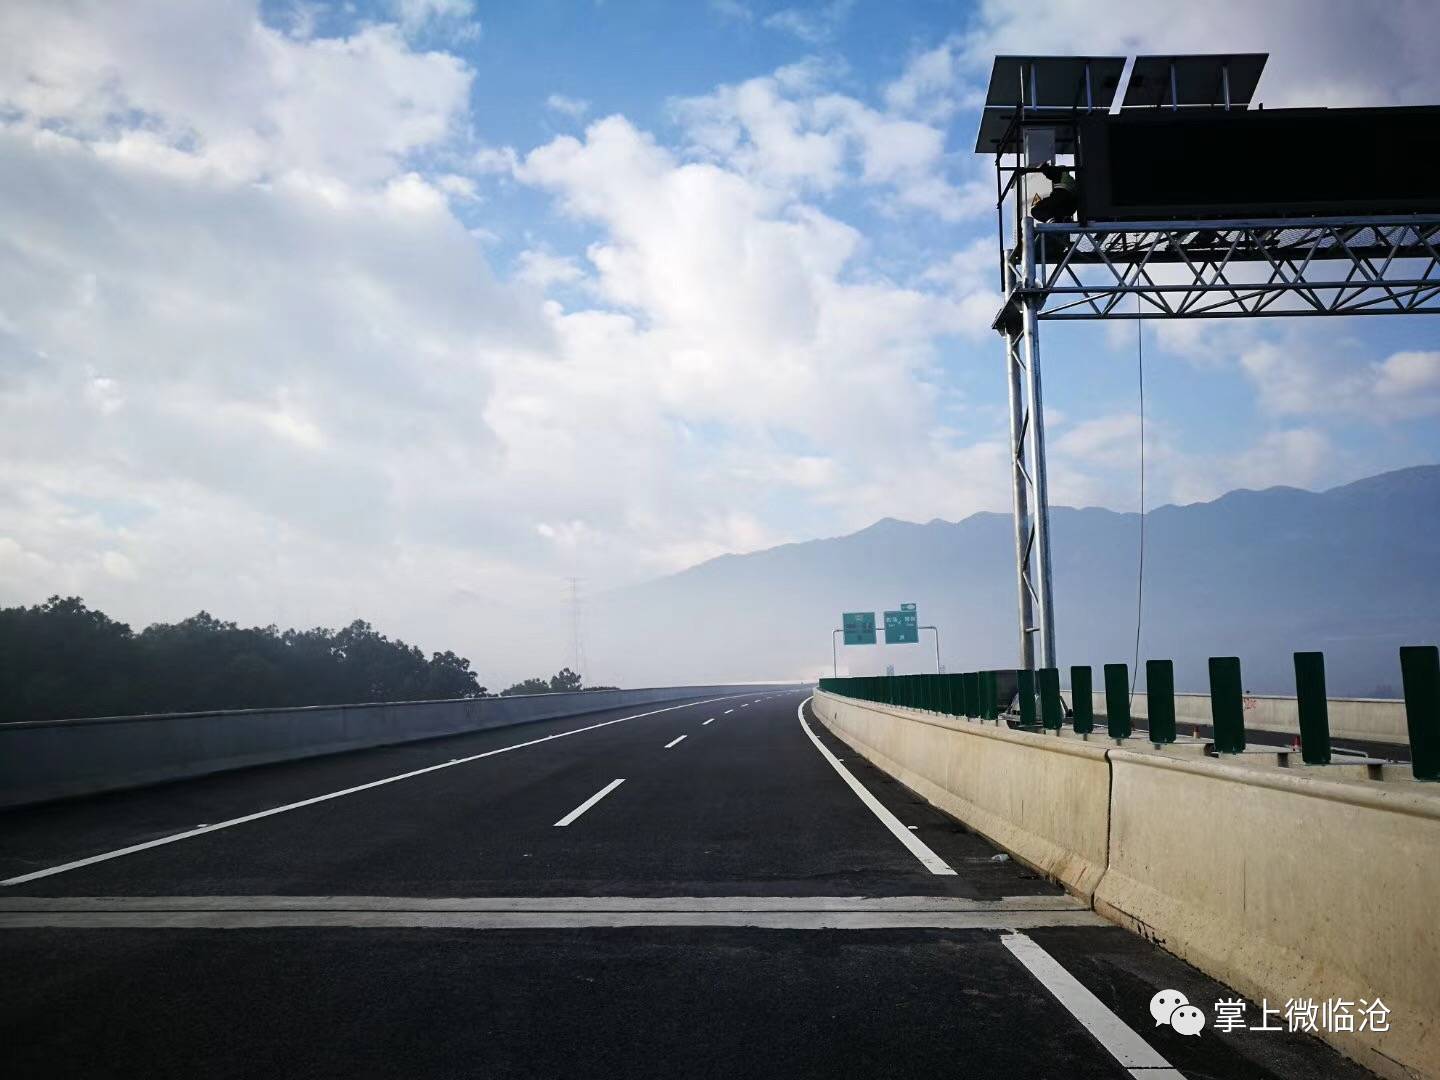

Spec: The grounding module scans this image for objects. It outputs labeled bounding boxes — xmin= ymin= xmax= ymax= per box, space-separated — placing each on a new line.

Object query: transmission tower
xmin=566 ymin=577 xmax=588 ymax=682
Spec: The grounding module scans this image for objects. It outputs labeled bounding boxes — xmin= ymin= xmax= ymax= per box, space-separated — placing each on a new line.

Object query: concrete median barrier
xmin=0 ymin=684 xmax=793 ymax=809
xmin=813 ymin=689 xmax=1440 ymax=1080
xmin=1095 ymin=750 xmax=1440 ymax=1080
xmin=811 ymin=690 xmax=1110 ymax=897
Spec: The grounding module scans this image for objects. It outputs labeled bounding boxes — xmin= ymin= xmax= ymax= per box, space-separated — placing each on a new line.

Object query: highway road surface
xmin=1 ymin=690 xmax=1372 ymax=1079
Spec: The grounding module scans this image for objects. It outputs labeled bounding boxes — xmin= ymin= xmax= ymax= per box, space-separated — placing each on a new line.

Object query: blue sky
xmin=1 ymin=0 xmax=1438 ymax=682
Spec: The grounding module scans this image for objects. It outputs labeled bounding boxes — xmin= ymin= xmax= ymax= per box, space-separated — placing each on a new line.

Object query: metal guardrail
xmin=818 ymin=645 xmax=1440 ymax=782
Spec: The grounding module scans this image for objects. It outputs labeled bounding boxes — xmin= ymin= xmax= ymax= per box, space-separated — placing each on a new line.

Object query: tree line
xmin=0 ymin=596 xmax=608 ymax=723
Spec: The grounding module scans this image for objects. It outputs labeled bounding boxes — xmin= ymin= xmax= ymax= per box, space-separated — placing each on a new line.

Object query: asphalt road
xmin=0 ymin=689 xmax=1375 ymax=1079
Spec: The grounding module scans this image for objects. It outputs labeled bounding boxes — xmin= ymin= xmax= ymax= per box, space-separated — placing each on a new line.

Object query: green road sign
xmin=842 ymin=611 xmax=876 ymax=645
xmin=884 ymin=606 xmax=919 ymax=644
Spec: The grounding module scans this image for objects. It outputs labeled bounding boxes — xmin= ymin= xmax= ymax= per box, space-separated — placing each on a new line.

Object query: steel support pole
xmin=832 ymin=629 xmax=842 ymax=677
xmin=922 ymin=625 xmax=942 ymax=674
xmin=1004 ymin=303 xmax=1037 ymax=669
xmin=1021 ymin=217 xmax=1058 ymax=669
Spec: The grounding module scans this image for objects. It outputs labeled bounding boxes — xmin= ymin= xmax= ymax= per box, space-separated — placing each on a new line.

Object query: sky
xmin=1 ymin=0 xmax=1438 ymax=686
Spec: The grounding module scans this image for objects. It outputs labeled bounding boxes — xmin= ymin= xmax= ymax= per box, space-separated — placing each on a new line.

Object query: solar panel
xmin=1122 ymin=54 xmax=1268 ymax=108
xmin=984 ymin=56 xmax=1126 ymax=109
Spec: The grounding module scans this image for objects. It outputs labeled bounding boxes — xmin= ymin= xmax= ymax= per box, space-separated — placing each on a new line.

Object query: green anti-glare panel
xmin=1210 ymin=656 xmax=1247 ymax=754
xmin=1400 ymin=645 xmax=1440 ymax=782
xmin=944 ymin=673 xmax=965 ymax=716
xmin=1017 ymin=669 xmax=1037 ymax=727
xmin=982 ymin=670 xmax=999 ymax=721
xmin=1038 ymin=668 xmax=1062 ymax=730
xmin=1071 ymin=666 xmax=1094 ymax=734
xmin=1104 ymin=663 xmax=1131 ymax=740
xmin=883 ymin=608 xmax=919 ymax=645
xmin=1293 ymin=652 xmax=1330 ymax=765
xmin=1146 ymin=659 xmax=1176 ymax=745
xmin=842 ymin=611 xmax=876 ymax=646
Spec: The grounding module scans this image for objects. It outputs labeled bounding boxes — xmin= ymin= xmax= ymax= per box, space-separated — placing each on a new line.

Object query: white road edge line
xmin=1001 ymin=933 xmax=1186 ymax=1079
xmin=795 ymin=698 xmax=955 ymax=876
xmin=1 ymin=693 xmax=751 ymax=888
xmin=553 ymin=779 xmax=625 ymax=827
xmin=663 ymin=735 xmax=688 ymax=749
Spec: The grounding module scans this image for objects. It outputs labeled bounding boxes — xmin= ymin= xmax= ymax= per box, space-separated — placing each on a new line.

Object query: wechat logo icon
xmin=1151 ymin=989 xmax=1206 ymax=1036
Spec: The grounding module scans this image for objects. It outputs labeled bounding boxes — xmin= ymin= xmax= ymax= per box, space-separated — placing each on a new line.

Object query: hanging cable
xmin=1129 ymin=299 xmax=1146 ymax=702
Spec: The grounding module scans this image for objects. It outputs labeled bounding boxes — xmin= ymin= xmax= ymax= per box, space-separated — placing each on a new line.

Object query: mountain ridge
xmin=596 ymin=464 xmax=1440 ymax=695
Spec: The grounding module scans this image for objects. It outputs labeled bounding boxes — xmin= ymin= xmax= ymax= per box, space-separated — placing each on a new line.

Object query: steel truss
xmin=1013 ymin=215 xmax=1440 ymax=321
xmin=999 ymin=214 xmax=1440 ymax=671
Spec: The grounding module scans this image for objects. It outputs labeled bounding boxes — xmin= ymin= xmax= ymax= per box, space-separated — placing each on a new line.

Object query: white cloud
xmin=545 ymin=93 xmax=591 ymax=120
xmin=435 ymin=172 xmax=480 ymax=200
xmin=958 ymin=0 xmax=1440 ymax=108
xmin=393 ymin=0 xmax=481 ymax=42
xmin=884 ymin=36 xmax=968 ymax=121
xmin=0 ymin=1 xmax=474 ymax=186
xmin=1236 ymin=340 xmax=1440 ymax=422
xmin=514 ymin=250 xmax=586 ymax=289
xmin=1371 ymin=351 xmax=1440 ymax=418
xmin=471 ymin=145 xmax=520 ymax=175
xmin=709 ymin=0 xmax=754 ymax=23
xmin=762 ymin=0 xmax=855 ymax=45
xmin=674 ymin=64 xmax=972 ymax=217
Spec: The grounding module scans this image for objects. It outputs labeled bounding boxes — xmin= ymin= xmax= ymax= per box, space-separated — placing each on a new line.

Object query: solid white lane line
xmin=0 ymin=892 xmax=1103 ymax=931
xmin=1 ymin=694 xmax=748 ymax=888
xmin=553 ymin=779 xmax=625 ymax=827
xmin=796 ymin=699 xmax=956 ymax=876
xmin=702 ymin=718 xmax=715 ymax=726
xmin=663 ymin=735 xmax=688 ymax=749
xmin=1001 ymin=933 xmax=1186 ymax=1079
xmin=0 ymin=894 xmax=1092 ymax=914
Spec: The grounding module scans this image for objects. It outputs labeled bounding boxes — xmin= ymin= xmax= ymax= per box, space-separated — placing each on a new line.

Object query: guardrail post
xmin=1071 ymin=665 xmax=1093 ymax=735
xmin=1104 ymin=663 xmax=1131 ymax=740
xmin=1038 ymin=667 xmax=1062 ymax=731
xmin=1292 ymin=652 xmax=1330 ymax=764
xmin=1209 ymin=656 xmax=1246 ymax=754
xmin=1017 ymin=669 xmax=1037 ymax=727
xmin=1146 ymin=659 xmax=1176 ymax=744
xmin=1400 ymin=645 xmax=1440 ymax=781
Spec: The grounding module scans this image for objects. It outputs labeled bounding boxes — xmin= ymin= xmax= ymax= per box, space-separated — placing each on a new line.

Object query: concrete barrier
xmin=811 ymin=691 xmax=1110 ymax=897
xmin=812 ymin=689 xmax=1440 ymax=1080
xmin=1095 ymin=750 xmax=1440 ymax=1080
xmin=1089 ymin=690 xmax=1409 ymax=745
xmin=0 ymin=684 xmax=792 ymax=809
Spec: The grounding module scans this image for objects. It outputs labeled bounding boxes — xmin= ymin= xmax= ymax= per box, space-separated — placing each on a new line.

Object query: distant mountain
xmin=594 ymin=465 xmax=1440 ymax=696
